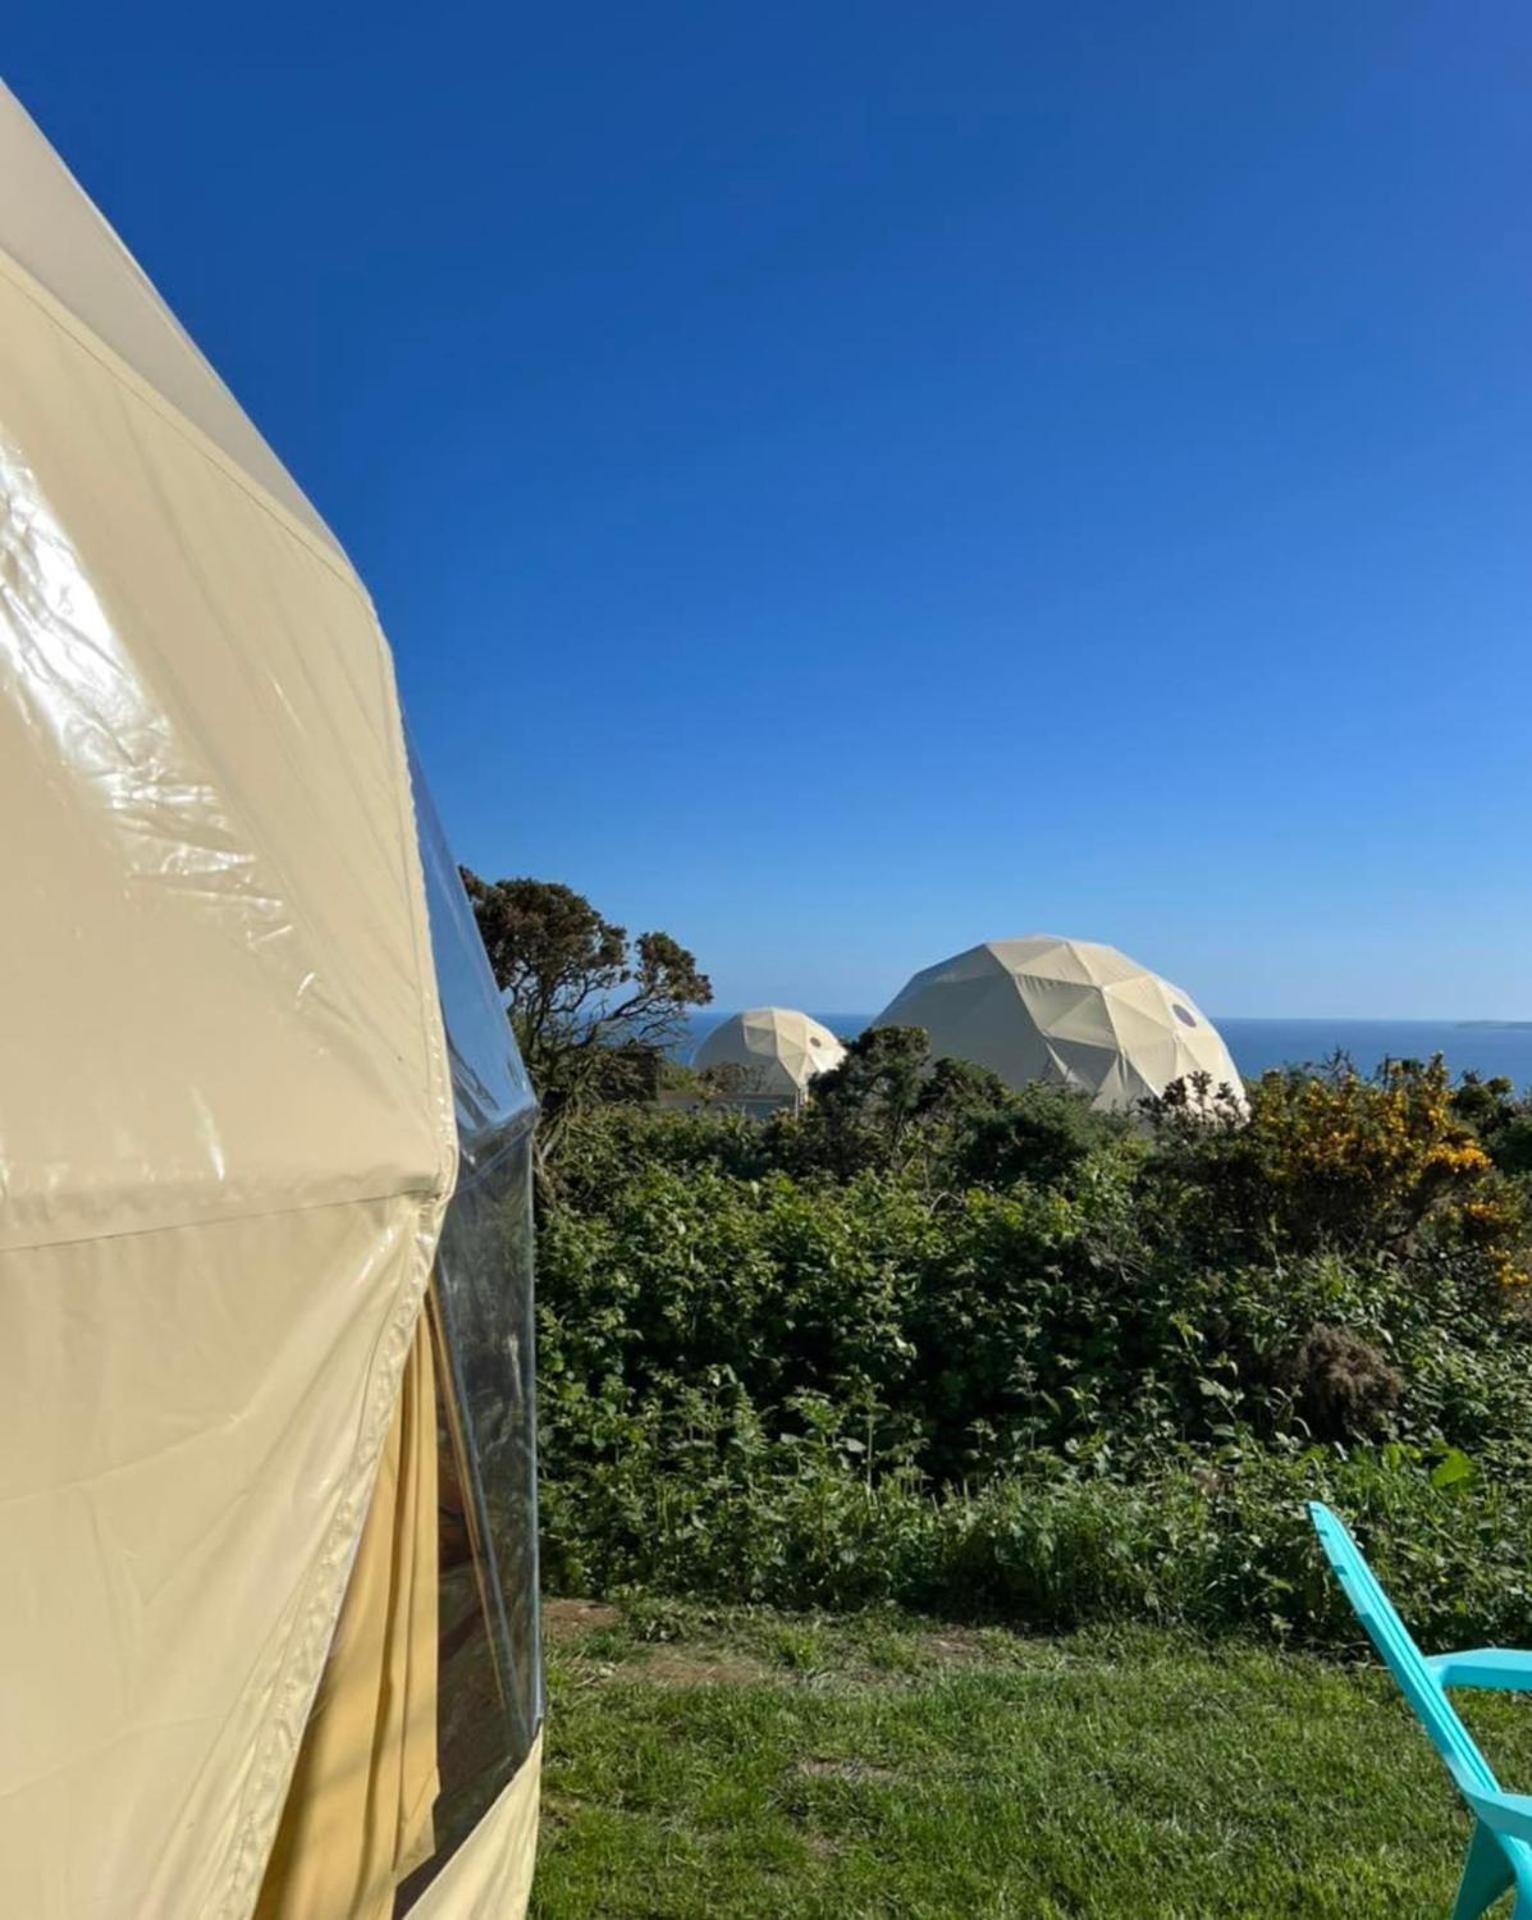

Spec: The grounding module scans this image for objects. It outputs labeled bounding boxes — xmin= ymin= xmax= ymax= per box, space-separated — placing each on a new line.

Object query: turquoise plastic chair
xmin=1310 ymin=1501 xmax=1532 ymax=1916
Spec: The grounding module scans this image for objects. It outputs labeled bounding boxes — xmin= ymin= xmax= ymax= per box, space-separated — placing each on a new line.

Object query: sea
xmin=682 ymin=1014 xmax=1532 ymax=1089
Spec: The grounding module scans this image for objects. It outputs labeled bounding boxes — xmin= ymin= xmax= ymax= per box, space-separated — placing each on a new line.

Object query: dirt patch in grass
xmin=629 ymin=1647 xmax=774 ymax=1687
xmin=547 ymin=1601 xmax=1033 ymax=1692
xmin=796 ymin=1757 xmax=898 ymax=1784
xmin=544 ymin=1598 xmax=623 ymax=1643
xmin=912 ymin=1629 xmax=991 ymax=1666
xmin=546 ymin=1601 xmax=774 ymax=1685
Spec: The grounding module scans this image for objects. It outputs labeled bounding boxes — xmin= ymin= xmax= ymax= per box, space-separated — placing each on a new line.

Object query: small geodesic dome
xmin=873 ymin=936 xmax=1242 ymax=1111
xmin=693 ymin=1007 xmax=848 ymax=1097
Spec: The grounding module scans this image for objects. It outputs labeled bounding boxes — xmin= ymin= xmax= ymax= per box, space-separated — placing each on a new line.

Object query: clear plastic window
xmin=396 ymin=747 xmax=542 ymax=1907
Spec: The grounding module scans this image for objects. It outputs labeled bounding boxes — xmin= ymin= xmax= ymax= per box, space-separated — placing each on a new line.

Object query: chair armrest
xmin=1466 ymin=1785 xmax=1532 ymax=1846
xmin=1427 ymin=1648 xmax=1532 ymax=1691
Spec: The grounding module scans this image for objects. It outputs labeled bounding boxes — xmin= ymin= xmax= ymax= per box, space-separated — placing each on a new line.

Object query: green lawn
xmin=530 ymin=1601 xmax=1532 ymax=1918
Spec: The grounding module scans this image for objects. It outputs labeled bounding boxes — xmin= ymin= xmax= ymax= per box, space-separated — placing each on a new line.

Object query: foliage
xmin=535 ymin=1050 xmax=1532 ymax=1643
xmin=773 ymin=1026 xmax=965 ymax=1177
xmin=1450 ymin=1069 xmax=1532 ymax=1179
xmin=539 ymin=1397 xmax=1532 ymax=1648
xmin=949 ymin=1076 xmax=1131 ymax=1189
xmin=461 ymin=870 xmax=710 ymax=1162
xmin=1144 ymin=1054 xmax=1523 ymax=1265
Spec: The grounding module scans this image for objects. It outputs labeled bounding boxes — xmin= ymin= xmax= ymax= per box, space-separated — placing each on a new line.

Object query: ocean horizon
xmin=680 ymin=1013 xmax=1532 ymax=1088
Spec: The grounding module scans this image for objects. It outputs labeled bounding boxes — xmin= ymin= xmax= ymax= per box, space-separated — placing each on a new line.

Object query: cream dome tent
xmin=873 ymin=936 xmax=1242 ymax=1111
xmin=0 ymin=81 xmax=541 ymax=1920
xmin=693 ymin=1007 xmax=848 ymax=1100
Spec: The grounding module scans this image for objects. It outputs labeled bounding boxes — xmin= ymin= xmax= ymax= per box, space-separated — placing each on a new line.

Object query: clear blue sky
xmin=9 ymin=3 xmax=1531 ymax=1016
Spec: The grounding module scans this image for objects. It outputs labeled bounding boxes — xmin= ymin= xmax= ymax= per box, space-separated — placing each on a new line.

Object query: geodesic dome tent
xmin=693 ymin=1007 xmax=848 ymax=1099
xmin=873 ymin=936 xmax=1243 ymax=1111
xmin=0 ymin=80 xmax=542 ymax=1919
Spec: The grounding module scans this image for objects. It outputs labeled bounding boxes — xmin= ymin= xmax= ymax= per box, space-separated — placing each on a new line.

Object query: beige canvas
xmin=253 ymin=1318 xmax=441 ymax=1920
xmin=409 ymin=1736 xmax=543 ymax=1920
xmin=0 ymin=78 xmax=541 ymax=1920
xmin=0 ymin=82 xmax=337 ymax=547
xmin=873 ymin=936 xmax=1243 ymax=1111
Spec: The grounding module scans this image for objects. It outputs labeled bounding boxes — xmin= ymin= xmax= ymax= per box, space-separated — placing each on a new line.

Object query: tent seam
xmin=0 ymin=246 xmax=359 ymax=591
xmin=0 ymin=1180 xmax=447 ymax=1260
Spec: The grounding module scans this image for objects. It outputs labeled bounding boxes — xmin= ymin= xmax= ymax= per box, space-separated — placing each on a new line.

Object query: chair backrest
xmin=1308 ymin=1501 xmax=1498 ymax=1795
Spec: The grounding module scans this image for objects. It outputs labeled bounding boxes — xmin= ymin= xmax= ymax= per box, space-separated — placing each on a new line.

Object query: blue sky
xmin=9 ymin=3 xmax=1531 ymax=1016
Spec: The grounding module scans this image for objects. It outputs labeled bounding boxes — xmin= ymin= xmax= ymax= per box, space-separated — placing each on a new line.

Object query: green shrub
xmin=535 ymin=1058 xmax=1532 ymax=1644
xmin=539 ymin=1389 xmax=1532 ymax=1646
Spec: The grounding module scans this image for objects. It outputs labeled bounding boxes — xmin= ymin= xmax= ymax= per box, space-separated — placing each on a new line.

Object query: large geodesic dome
xmin=693 ymin=1007 xmax=847 ymax=1097
xmin=873 ymin=936 xmax=1242 ymax=1111
xmin=0 ymin=79 xmax=541 ymax=1920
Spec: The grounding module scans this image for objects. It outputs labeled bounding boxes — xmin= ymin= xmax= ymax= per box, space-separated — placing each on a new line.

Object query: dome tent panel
xmin=958 ymin=980 xmax=1056 ymax=1085
xmin=0 ymin=80 xmax=338 ymax=549
xmin=1088 ymin=1053 xmax=1152 ymax=1110
xmin=1044 ymin=1033 xmax=1146 ymax=1099
xmin=0 ymin=81 xmax=542 ymax=1920
xmin=1099 ymin=994 xmax=1183 ymax=1084
xmin=0 ymin=279 xmax=447 ymax=1252
xmin=1065 ymin=939 xmax=1145 ymax=988
xmin=0 ymin=1199 xmax=441 ymax=1919
xmin=1017 ymin=979 xmax=1118 ymax=1049
xmin=1010 ymin=936 xmax=1100 ymax=987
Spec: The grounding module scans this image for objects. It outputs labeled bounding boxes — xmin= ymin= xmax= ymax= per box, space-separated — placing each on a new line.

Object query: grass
xmin=530 ymin=1600 xmax=1532 ymax=1918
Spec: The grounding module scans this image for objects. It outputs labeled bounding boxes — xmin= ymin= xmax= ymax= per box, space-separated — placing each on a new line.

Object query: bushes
xmin=535 ymin=1052 xmax=1532 ymax=1644
xmin=540 ymin=1145 xmax=1532 ymax=1477
xmin=540 ymin=1396 xmax=1532 ymax=1648
xmin=1144 ymin=1055 xmax=1529 ymax=1271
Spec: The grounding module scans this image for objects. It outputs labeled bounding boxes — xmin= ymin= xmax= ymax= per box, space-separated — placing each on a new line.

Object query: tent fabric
xmin=0 ymin=239 xmax=454 ymax=1915
xmin=873 ymin=936 xmax=1243 ymax=1111
xmin=0 ymin=74 xmax=544 ymax=1918
xmin=253 ymin=1315 xmax=441 ymax=1920
xmin=0 ymin=257 xmax=452 ymax=1251
xmin=408 ymin=1736 xmax=543 ymax=1920
xmin=692 ymin=1007 xmax=848 ymax=1096
xmin=0 ymin=81 xmax=338 ymax=550
xmin=0 ymin=86 xmax=486 ymax=1920
xmin=0 ymin=1198 xmax=441 ymax=1919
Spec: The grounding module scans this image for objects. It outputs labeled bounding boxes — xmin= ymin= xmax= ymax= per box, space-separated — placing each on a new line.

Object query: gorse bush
xmin=1148 ymin=1056 xmax=1531 ymax=1279
xmin=536 ymin=1039 xmax=1532 ymax=1644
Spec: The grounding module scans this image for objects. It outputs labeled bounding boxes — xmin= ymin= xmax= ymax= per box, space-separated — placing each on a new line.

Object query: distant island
xmin=1459 ymin=1021 xmax=1532 ymax=1030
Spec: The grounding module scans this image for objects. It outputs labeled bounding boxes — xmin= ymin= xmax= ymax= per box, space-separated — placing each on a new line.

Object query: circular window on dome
xmin=1171 ymin=1003 xmax=1198 ymax=1028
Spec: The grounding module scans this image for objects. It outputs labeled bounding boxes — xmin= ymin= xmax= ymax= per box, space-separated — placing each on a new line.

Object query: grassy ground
xmin=529 ymin=1600 xmax=1532 ymax=1918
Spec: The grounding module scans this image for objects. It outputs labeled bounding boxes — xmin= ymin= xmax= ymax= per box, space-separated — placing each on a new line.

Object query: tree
xmin=785 ymin=1027 xmax=1010 ymax=1176
xmin=461 ymin=872 xmax=711 ymax=1163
